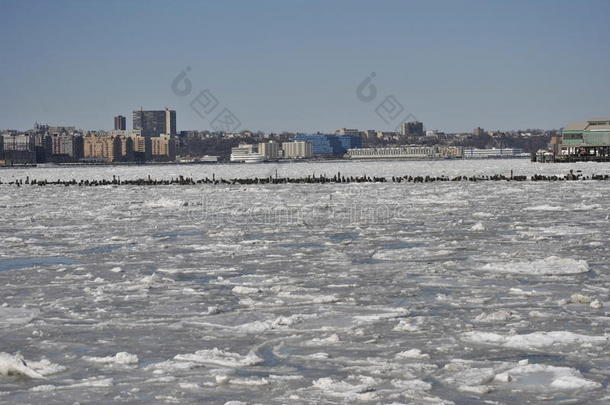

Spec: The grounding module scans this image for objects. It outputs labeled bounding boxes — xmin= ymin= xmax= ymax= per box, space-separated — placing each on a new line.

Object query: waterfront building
xmin=230 ymin=143 xmax=265 ymax=163
xmin=558 ymin=118 xmax=610 ymax=159
xmin=293 ymin=134 xmax=362 ymax=156
xmin=1 ymin=134 xmax=36 ymax=163
xmin=151 ymin=134 xmax=176 ymax=161
xmin=45 ymin=134 xmax=84 ymax=160
xmin=259 ymin=140 xmax=280 ymax=160
xmin=282 ymin=141 xmax=313 ymax=159
xmin=83 ymin=135 xmax=122 ymax=162
xmin=132 ymin=135 xmax=151 ymax=160
xmin=133 ymin=108 xmax=176 ymax=137
xmin=347 ymin=145 xmax=463 ymax=159
xmin=114 ymin=115 xmax=126 ymax=131
xmin=463 ymin=147 xmax=526 ymax=158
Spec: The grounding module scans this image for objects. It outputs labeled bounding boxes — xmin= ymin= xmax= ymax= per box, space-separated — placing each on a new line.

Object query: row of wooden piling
xmin=1 ymin=170 xmax=608 ymax=187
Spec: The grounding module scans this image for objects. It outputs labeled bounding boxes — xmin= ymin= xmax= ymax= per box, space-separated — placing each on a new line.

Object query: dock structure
xmin=536 ymin=118 xmax=610 ymax=162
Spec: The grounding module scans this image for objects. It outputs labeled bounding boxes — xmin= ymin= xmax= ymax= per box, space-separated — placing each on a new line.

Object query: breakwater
xmin=1 ymin=170 xmax=608 ymax=187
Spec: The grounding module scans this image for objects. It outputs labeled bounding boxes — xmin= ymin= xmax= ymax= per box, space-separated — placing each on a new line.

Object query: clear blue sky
xmin=1 ymin=0 xmax=609 ymax=133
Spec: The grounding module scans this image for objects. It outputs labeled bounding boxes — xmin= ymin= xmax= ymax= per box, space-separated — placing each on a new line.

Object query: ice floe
xmin=83 ymin=352 xmax=139 ymax=365
xmin=494 ymin=364 xmax=601 ymax=391
xmin=463 ymin=330 xmax=608 ymax=350
xmin=311 ymin=375 xmax=378 ymax=401
xmin=0 ymin=352 xmax=65 ymax=379
xmin=173 ymin=348 xmax=263 ymax=368
xmin=481 ymin=256 xmax=589 ymax=275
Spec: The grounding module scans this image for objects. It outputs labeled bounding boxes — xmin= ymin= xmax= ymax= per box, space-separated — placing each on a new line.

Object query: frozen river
xmin=0 ymin=160 xmax=609 ymax=404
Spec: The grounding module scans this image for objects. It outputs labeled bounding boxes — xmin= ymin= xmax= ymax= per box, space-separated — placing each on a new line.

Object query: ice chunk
xmin=236 ymin=313 xmax=316 ymax=333
xmin=395 ymin=349 xmax=430 ymax=359
xmin=310 ymin=334 xmax=340 ymax=344
xmin=0 ymin=352 xmax=45 ymax=379
xmin=83 ymin=352 xmax=138 ymax=365
xmin=474 ymin=310 xmax=515 ymax=323
xmin=524 ymin=205 xmax=563 ymax=211
xmin=173 ymin=348 xmax=263 ymax=368
xmin=494 ymin=364 xmax=601 ymax=391
xmin=481 ymin=256 xmax=589 ymax=275
xmin=391 ymin=378 xmax=432 ymax=391
xmin=463 ymin=331 xmax=607 ymax=350
xmin=470 ymin=222 xmax=485 ymax=231
xmin=232 ymin=286 xmax=262 ymax=295
xmin=568 ymin=293 xmax=593 ymax=304
xmin=311 ymin=375 xmax=378 ymax=401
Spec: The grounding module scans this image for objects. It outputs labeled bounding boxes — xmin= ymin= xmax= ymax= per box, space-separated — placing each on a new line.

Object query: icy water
xmin=0 ymin=160 xmax=609 ymax=404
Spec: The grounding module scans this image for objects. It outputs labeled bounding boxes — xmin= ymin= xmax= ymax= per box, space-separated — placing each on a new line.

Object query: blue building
xmin=294 ymin=134 xmax=362 ymax=155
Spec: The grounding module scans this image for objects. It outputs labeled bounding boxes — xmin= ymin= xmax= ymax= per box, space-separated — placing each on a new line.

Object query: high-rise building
xmin=282 ymin=141 xmax=313 ymax=158
xmin=133 ymin=108 xmax=176 ymax=137
xmin=400 ymin=121 xmax=424 ymax=137
xmin=114 ymin=115 xmax=126 ymax=131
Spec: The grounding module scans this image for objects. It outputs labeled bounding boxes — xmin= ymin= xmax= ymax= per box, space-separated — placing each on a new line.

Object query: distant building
xmin=335 ymin=128 xmax=361 ymax=136
xmin=558 ymin=118 xmax=610 ymax=159
xmin=151 ymin=134 xmax=176 ymax=161
xmin=83 ymin=135 xmax=121 ymax=162
xmin=1 ymin=134 xmax=36 ymax=163
xmin=230 ymin=143 xmax=265 ymax=163
xmin=2 ymin=134 xmax=33 ymax=151
xmin=463 ymin=148 xmax=525 ymax=158
xmin=114 ymin=115 xmax=126 ymax=131
xmin=347 ymin=145 xmax=463 ymax=159
xmin=362 ymin=130 xmax=377 ymax=141
xmin=46 ymin=126 xmax=77 ymax=136
xmin=45 ymin=134 xmax=84 ymax=161
xmin=132 ymin=135 xmax=151 ymax=161
xmin=293 ymin=134 xmax=362 ymax=155
xmin=133 ymin=108 xmax=176 ymax=137
xmin=376 ymin=131 xmax=399 ymax=141
xmin=400 ymin=121 xmax=424 ymax=137
xmin=473 ymin=127 xmax=486 ymax=136
xmin=282 ymin=141 xmax=313 ymax=159
xmin=259 ymin=140 xmax=280 ymax=160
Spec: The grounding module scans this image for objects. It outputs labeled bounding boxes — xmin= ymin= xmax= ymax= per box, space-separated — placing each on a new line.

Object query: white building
xmin=230 ymin=143 xmax=265 ymax=163
xmin=347 ymin=145 xmax=462 ymax=159
xmin=463 ymin=148 xmax=526 ymax=158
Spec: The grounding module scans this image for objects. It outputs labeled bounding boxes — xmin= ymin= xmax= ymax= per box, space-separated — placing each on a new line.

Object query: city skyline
xmin=1 ymin=0 xmax=609 ymax=133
